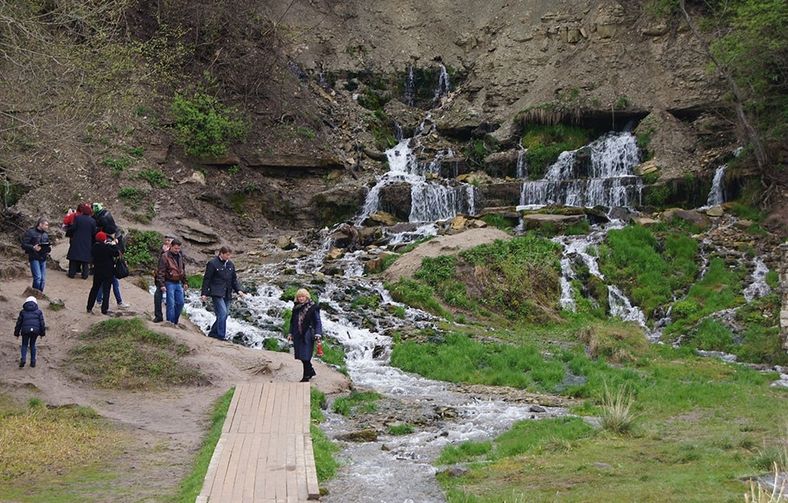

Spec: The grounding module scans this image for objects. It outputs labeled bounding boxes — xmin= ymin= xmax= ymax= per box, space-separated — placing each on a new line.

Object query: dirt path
xmin=382 ymin=227 xmax=511 ymax=282
xmin=0 ymin=267 xmax=349 ymax=501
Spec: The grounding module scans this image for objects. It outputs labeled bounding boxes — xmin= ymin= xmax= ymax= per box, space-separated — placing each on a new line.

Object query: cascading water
xmin=434 ymin=63 xmax=450 ymax=102
xmin=519 ymin=132 xmax=642 ymax=208
xmin=516 ymin=146 xmax=527 ymax=179
xmin=358 ymin=138 xmax=477 ymax=224
xmin=704 ymin=165 xmax=727 ymax=207
xmin=743 ymin=257 xmax=771 ymax=302
xmin=404 ymin=65 xmax=416 ymax=107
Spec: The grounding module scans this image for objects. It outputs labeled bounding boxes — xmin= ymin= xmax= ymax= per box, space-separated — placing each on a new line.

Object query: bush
xmin=118 ymin=187 xmax=147 ymax=207
xmin=124 ymin=229 xmax=163 ymax=269
xmin=103 ymin=156 xmax=133 ymax=174
xmin=137 ymin=168 xmax=170 ymax=188
xmin=599 ymin=383 xmax=637 ymax=434
xmin=522 ymin=124 xmax=590 ymax=178
xmin=171 ymin=91 xmax=247 ymax=158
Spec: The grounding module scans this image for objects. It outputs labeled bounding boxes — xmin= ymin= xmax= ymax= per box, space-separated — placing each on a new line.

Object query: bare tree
xmin=678 ymin=0 xmax=767 ymax=170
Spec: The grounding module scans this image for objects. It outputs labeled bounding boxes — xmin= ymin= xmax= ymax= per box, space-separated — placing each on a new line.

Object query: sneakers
xmin=30 ymin=361 xmax=36 ymax=368
xmin=19 ymin=360 xmax=24 ymax=368
xmin=87 ymin=308 xmax=94 ymax=314
xmin=119 ymin=302 xmax=132 ymax=309
xmin=152 ymin=317 xmax=163 ymax=323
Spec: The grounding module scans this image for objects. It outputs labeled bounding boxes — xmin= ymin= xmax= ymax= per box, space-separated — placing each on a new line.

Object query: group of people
xmin=18 ymin=212 xmax=324 ymax=382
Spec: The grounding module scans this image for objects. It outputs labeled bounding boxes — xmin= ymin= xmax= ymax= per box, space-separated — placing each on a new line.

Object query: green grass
xmin=479 ymin=214 xmax=515 ymax=230
xmin=387 ymin=423 xmax=414 ymax=436
xmin=521 ymin=124 xmax=590 ymax=179
xmin=124 ymin=229 xmax=163 ymax=269
xmin=310 ymin=388 xmax=340 ymax=482
xmin=102 ymin=155 xmax=133 ymax=174
xmin=138 ymin=168 xmax=171 ymax=188
xmin=391 ymin=333 xmax=567 ymax=392
xmin=351 ymin=294 xmax=381 ymax=310
xmin=317 ymin=337 xmax=348 ymax=375
xmin=599 ymin=225 xmax=698 ymax=318
xmin=332 ymin=391 xmax=381 ymax=417
xmin=168 ymin=388 xmax=233 ymax=502
xmin=117 ymin=186 xmax=147 ymax=208
xmin=386 ymin=278 xmax=449 ymax=318
xmin=186 ymin=274 xmax=203 ymax=289
xmin=67 ymin=318 xmax=208 ymax=389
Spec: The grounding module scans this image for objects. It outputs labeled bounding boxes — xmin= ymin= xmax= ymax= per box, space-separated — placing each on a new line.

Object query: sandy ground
xmin=0 ymin=263 xmax=350 ymax=501
xmin=383 ymin=227 xmax=511 ymax=282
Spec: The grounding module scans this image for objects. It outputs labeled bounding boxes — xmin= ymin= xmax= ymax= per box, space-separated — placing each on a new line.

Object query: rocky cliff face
xmin=0 ymin=0 xmax=747 ymax=249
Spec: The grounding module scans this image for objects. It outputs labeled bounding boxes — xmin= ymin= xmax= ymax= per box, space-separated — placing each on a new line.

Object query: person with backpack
xmin=92 ymin=202 xmax=117 ymax=235
xmin=15 ymin=296 xmax=46 ymax=368
xmin=21 ymin=217 xmax=51 ymax=292
xmin=201 ymin=246 xmax=245 ymax=340
xmin=96 ymin=229 xmax=131 ymax=309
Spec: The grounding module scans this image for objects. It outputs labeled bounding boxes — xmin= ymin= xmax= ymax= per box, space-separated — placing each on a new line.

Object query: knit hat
xmin=96 ymin=231 xmax=108 ymax=242
xmin=93 ymin=202 xmax=103 ymax=213
xmin=25 ymin=296 xmax=37 ymax=304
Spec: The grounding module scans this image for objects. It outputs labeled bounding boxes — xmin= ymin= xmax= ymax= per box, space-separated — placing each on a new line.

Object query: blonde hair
xmin=295 ymin=288 xmax=311 ymax=300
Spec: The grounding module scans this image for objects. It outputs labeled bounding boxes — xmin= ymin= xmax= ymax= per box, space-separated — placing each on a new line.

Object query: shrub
xmin=103 ymin=156 xmax=133 ymax=174
xmin=332 ymin=391 xmax=380 ymax=416
xmin=137 ymin=168 xmax=170 ymax=188
xmin=171 ymin=91 xmax=247 ymax=158
xmin=118 ymin=187 xmax=147 ymax=207
xmin=522 ymin=124 xmax=590 ymax=178
xmin=387 ymin=423 xmax=414 ymax=436
xmin=124 ymin=229 xmax=163 ymax=269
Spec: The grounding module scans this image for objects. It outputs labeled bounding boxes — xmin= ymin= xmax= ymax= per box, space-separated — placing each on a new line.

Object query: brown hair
xmin=219 ymin=246 xmax=232 ymax=254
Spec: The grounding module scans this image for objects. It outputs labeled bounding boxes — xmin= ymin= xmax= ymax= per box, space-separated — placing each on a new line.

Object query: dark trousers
xmin=87 ymin=276 xmax=112 ymax=313
xmin=21 ymin=334 xmax=38 ymax=363
xmin=68 ymin=260 xmax=89 ymax=279
xmin=153 ymin=287 xmax=164 ymax=321
xmin=302 ymin=360 xmax=316 ymax=379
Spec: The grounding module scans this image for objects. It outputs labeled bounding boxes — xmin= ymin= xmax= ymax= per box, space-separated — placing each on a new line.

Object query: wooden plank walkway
xmin=197 ymin=382 xmax=320 ymax=502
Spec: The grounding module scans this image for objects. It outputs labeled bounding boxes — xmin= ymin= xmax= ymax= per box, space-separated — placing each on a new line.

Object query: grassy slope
xmin=386 ymin=223 xmax=787 ymax=502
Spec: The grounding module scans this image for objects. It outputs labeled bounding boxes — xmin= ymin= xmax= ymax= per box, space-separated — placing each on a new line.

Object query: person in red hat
xmin=86 ymin=231 xmax=120 ymax=315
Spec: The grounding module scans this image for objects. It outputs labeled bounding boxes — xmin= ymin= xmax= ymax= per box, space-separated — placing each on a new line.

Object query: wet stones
xmin=336 ymin=429 xmax=379 ymax=442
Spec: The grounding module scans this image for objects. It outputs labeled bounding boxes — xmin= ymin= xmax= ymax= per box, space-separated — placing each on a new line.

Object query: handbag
xmin=114 ymin=256 xmax=130 ymax=279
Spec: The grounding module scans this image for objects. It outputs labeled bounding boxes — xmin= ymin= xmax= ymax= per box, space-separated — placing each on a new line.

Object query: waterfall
xmin=608 ymin=285 xmax=649 ymax=330
xmin=705 ymin=165 xmax=727 ymax=207
xmin=358 ymin=138 xmax=476 ymax=223
xmin=516 ymin=147 xmax=528 ymax=179
xmin=404 ymin=65 xmax=416 ymax=106
xmin=519 ymin=132 xmax=642 ymax=208
xmin=743 ymin=257 xmax=771 ymax=302
xmin=434 ymin=63 xmax=450 ymax=101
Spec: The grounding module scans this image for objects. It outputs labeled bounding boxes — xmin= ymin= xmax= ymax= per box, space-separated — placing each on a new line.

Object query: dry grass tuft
xmin=744 ymin=464 xmax=786 ymax=503
xmin=600 ymin=382 xmax=637 ymax=434
xmin=0 ymin=397 xmax=122 ymax=481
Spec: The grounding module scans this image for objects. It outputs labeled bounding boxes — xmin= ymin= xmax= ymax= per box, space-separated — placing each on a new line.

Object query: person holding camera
xmin=21 ymin=217 xmax=51 ymax=292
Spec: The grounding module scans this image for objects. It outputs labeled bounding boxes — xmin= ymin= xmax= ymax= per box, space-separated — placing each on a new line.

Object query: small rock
xmin=440 ymin=467 xmax=469 ymax=477
xmin=190 ymin=171 xmax=206 ymax=185
xmin=450 ymin=215 xmax=467 ymax=231
xmin=593 ymin=462 xmax=612 ymax=469
xmin=336 ymin=429 xmax=378 ymax=442
xmin=529 ymin=405 xmax=546 ymax=413
xmin=276 ymin=235 xmax=297 ymax=250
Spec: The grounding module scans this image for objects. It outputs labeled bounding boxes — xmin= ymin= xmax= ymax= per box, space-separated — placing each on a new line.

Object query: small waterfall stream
xmin=705 ymin=165 xmax=727 ymax=207
xmin=520 ymin=132 xmax=642 ymax=208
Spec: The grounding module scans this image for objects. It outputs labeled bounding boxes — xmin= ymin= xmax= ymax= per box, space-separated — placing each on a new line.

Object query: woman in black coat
xmin=66 ymin=204 xmax=97 ymax=279
xmin=288 ymin=288 xmax=323 ymax=382
xmin=86 ymin=231 xmax=119 ymax=314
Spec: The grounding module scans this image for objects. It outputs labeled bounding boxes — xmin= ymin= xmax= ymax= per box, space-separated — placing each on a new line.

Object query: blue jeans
xmin=165 ymin=282 xmax=185 ymax=324
xmin=30 ymin=259 xmax=46 ymax=291
xmin=96 ymin=277 xmax=123 ymax=304
xmin=21 ymin=333 xmax=38 ymax=364
xmin=208 ymin=297 xmax=231 ymax=340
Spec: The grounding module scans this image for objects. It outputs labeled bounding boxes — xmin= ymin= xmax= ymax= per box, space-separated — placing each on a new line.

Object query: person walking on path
xmin=15 ymin=296 xmax=46 ymax=368
xmin=86 ymin=231 xmax=120 ymax=315
xmin=288 ymin=288 xmax=323 ymax=382
xmin=66 ymin=203 xmax=96 ymax=279
xmin=152 ymin=236 xmax=173 ymax=323
xmin=96 ymin=229 xmax=131 ymax=309
xmin=201 ymin=246 xmax=245 ymax=340
xmin=21 ymin=217 xmax=51 ymax=292
xmin=157 ymin=238 xmax=187 ymax=324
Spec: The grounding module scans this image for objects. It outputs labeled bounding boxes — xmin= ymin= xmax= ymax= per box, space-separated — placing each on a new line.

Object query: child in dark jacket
xmin=14 ymin=296 xmax=46 ymax=368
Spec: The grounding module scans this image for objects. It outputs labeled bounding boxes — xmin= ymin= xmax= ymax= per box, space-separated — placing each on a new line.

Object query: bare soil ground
xmin=382 ymin=227 xmax=511 ymax=282
xmin=0 ymin=267 xmax=349 ymax=501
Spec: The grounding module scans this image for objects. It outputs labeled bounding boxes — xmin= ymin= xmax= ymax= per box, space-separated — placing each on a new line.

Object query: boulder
xmin=326 ymin=247 xmax=344 ymax=260
xmin=662 ymin=208 xmax=711 ymax=229
xmin=636 ymin=160 xmax=659 ymax=176
xmin=336 ymin=429 xmax=379 ymax=442
xmin=201 ymin=152 xmax=240 ymax=166
xmin=522 ymin=213 xmax=585 ymax=231
xmin=275 ymin=235 xmax=297 ymax=250
xmin=632 ymin=217 xmax=660 ymax=226
xmin=706 ymin=205 xmax=724 ymax=217
xmin=179 ymin=219 xmax=219 ymax=244
xmin=450 ymin=215 xmax=467 ymax=232
xmin=477 ymin=182 xmax=522 ymax=208
xmin=377 ymin=182 xmax=412 ymax=221
xmin=365 ymin=211 xmax=399 ymax=227
xmin=483 ymin=149 xmax=519 ymax=178
xmin=242 ymin=152 xmax=343 ymax=170
xmin=457 ymin=171 xmax=493 ymax=186
xmin=364 ymin=252 xmax=398 ymax=274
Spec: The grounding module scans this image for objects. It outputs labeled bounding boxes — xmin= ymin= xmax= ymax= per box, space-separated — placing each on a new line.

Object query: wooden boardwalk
xmin=197 ymin=382 xmax=320 ymax=502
